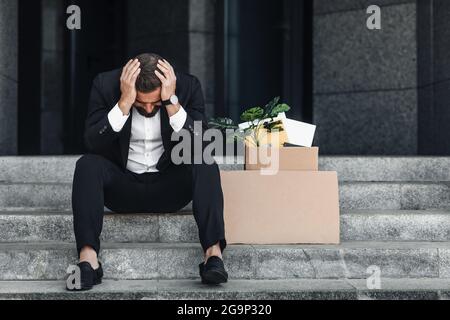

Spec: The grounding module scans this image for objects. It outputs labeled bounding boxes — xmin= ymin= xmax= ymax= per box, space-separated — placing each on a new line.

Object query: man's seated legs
xmin=72 ymin=154 xmax=227 ymax=270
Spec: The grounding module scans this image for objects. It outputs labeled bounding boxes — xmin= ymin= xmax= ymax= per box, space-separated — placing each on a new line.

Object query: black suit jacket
xmin=84 ymin=69 xmax=208 ymax=172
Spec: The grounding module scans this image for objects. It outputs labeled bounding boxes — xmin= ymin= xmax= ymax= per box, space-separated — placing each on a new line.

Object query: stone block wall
xmin=313 ymin=0 xmax=418 ymax=155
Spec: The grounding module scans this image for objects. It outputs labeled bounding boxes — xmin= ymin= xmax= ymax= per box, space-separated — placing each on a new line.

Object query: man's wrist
xmin=118 ymin=99 xmax=132 ymax=116
xmin=161 ymin=94 xmax=175 ymax=103
xmin=165 ymin=103 xmax=181 ymax=117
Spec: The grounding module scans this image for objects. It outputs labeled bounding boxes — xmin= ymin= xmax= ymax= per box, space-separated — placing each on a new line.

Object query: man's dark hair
xmin=135 ymin=53 xmax=163 ymax=93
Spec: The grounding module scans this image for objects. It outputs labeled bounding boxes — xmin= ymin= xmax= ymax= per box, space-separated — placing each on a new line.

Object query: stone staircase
xmin=0 ymin=156 xmax=449 ymax=300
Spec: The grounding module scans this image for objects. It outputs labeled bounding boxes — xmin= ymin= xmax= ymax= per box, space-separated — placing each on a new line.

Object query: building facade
xmin=0 ymin=0 xmax=449 ymax=156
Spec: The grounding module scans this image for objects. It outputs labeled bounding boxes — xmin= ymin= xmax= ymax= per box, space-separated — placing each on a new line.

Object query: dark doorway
xmin=215 ymin=0 xmax=313 ymax=123
xmin=63 ymin=0 xmax=127 ymax=154
xmin=18 ymin=0 xmax=42 ymax=155
xmin=18 ymin=0 xmax=127 ymax=155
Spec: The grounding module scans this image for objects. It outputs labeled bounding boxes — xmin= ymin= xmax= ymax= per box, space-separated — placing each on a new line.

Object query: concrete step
xmin=1 ymin=156 xmax=450 ymax=183
xmin=1 ymin=210 xmax=449 ymax=243
xmin=1 ymin=182 xmax=449 ymax=211
xmin=0 ymin=242 xmax=448 ymax=281
xmin=1 ymin=279 xmax=449 ymax=300
xmin=341 ymin=210 xmax=450 ymax=241
xmin=0 ymin=156 xmax=243 ymax=184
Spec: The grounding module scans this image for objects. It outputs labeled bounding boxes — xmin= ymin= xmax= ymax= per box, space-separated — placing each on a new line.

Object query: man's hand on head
xmin=118 ymin=59 xmax=141 ymax=116
xmin=155 ymin=59 xmax=177 ymax=101
xmin=155 ymin=59 xmax=180 ymax=117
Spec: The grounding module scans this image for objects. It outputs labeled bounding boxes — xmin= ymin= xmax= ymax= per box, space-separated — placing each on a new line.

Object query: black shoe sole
xmin=201 ymin=269 xmax=228 ymax=285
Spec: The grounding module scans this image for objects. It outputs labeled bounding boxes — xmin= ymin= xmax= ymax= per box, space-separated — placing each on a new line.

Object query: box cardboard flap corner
xmin=245 ymin=145 xmax=319 ymax=171
xmin=220 ymin=171 xmax=340 ymax=244
xmin=242 ymin=114 xmax=319 ymax=171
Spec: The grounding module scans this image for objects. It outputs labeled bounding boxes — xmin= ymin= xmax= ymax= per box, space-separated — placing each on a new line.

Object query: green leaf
xmin=269 ymin=103 xmax=291 ymax=118
xmin=240 ymin=107 xmax=264 ymax=122
xmin=263 ymin=97 xmax=281 ymax=118
xmin=265 ymin=96 xmax=280 ymax=110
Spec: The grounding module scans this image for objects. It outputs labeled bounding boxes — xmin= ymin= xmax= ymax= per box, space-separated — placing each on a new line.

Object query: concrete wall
xmin=0 ymin=0 xmax=18 ymax=155
xmin=313 ymin=0 xmax=418 ymax=155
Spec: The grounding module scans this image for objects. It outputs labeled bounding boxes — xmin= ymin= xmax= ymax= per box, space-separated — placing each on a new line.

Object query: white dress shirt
xmin=107 ymin=103 xmax=187 ymax=173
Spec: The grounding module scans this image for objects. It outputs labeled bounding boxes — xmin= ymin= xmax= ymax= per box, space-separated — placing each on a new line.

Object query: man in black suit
xmin=68 ymin=53 xmax=228 ymax=291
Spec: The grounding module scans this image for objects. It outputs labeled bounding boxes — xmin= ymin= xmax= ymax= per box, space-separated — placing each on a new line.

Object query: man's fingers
xmin=155 ymin=69 xmax=167 ymax=82
xmin=131 ymin=67 xmax=141 ymax=81
xmin=126 ymin=60 xmax=141 ymax=81
xmin=164 ymin=59 xmax=174 ymax=69
xmin=157 ymin=63 xmax=170 ymax=78
xmin=158 ymin=60 xmax=174 ymax=74
xmin=121 ymin=59 xmax=133 ymax=79
xmin=164 ymin=60 xmax=176 ymax=79
xmin=162 ymin=59 xmax=175 ymax=73
xmin=124 ymin=59 xmax=134 ymax=72
xmin=158 ymin=61 xmax=175 ymax=79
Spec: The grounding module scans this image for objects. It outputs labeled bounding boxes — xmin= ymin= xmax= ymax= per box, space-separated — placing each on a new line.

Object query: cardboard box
xmin=245 ymin=145 xmax=319 ymax=171
xmin=220 ymin=171 xmax=340 ymax=244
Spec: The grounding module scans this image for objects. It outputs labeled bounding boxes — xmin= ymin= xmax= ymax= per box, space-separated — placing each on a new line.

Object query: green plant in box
xmin=209 ymin=97 xmax=290 ymax=147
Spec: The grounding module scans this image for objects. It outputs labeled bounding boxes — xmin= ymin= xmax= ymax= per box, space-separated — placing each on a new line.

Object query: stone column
xmin=0 ymin=0 xmax=18 ymax=155
xmin=188 ymin=0 xmax=216 ymax=119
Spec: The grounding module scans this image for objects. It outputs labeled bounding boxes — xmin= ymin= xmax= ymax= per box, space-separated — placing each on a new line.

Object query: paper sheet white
xmin=238 ymin=112 xmax=316 ymax=147
xmin=281 ymin=118 xmax=316 ymax=147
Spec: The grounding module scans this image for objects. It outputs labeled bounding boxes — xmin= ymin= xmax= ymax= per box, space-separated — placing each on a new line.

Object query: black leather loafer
xmin=199 ymin=256 xmax=228 ymax=285
xmin=66 ymin=261 xmax=103 ymax=291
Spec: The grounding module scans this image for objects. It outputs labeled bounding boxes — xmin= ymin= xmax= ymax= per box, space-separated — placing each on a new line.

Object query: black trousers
xmin=71 ymin=154 xmax=227 ymax=257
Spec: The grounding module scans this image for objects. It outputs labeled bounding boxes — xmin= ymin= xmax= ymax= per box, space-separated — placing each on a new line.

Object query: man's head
xmin=134 ymin=53 xmax=164 ymax=117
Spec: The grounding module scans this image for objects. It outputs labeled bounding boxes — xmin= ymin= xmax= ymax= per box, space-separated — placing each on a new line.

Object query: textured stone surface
xmin=2 ymin=210 xmax=449 ymax=243
xmin=339 ymin=182 xmax=450 ymax=210
xmin=188 ymin=0 xmax=215 ymax=108
xmin=2 ymin=181 xmax=450 ymax=211
xmin=189 ymin=32 xmax=215 ymax=103
xmin=343 ymin=247 xmax=439 ymax=278
xmin=1 ymin=278 xmax=449 ymax=300
xmin=0 ymin=78 xmax=17 ymax=155
xmin=401 ymin=183 xmax=450 ymax=210
xmin=348 ymin=278 xmax=450 ymax=300
xmin=314 ymin=3 xmax=417 ymax=93
xmin=341 ymin=211 xmax=450 ymax=241
xmin=0 ymin=242 xmax=448 ymax=281
xmin=0 ymin=183 xmax=72 ymax=210
xmin=158 ymin=214 xmax=199 ymax=243
xmin=0 ymin=0 xmax=18 ymax=155
xmin=313 ymin=2 xmax=419 ymax=156
xmin=314 ymin=0 xmax=416 ymax=15
xmin=0 ymin=0 xmax=18 ymax=80
xmin=0 ymin=156 xmax=244 ymax=183
xmin=0 ymin=279 xmax=359 ymax=300
xmin=254 ymin=247 xmax=315 ymax=279
xmin=2 ymin=156 xmax=450 ymax=183
xmin=319 ymin=157 xmax=450 ymax=182
xmin=189 ymin=0 xmax=215 ymax=33
xmin=439 ymin=249 xmax=450 ymax=278
xmin=339 ymin=182 xmax=402 ymax=210
xmin=314 ymin=90 xmax=418 ymax=155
